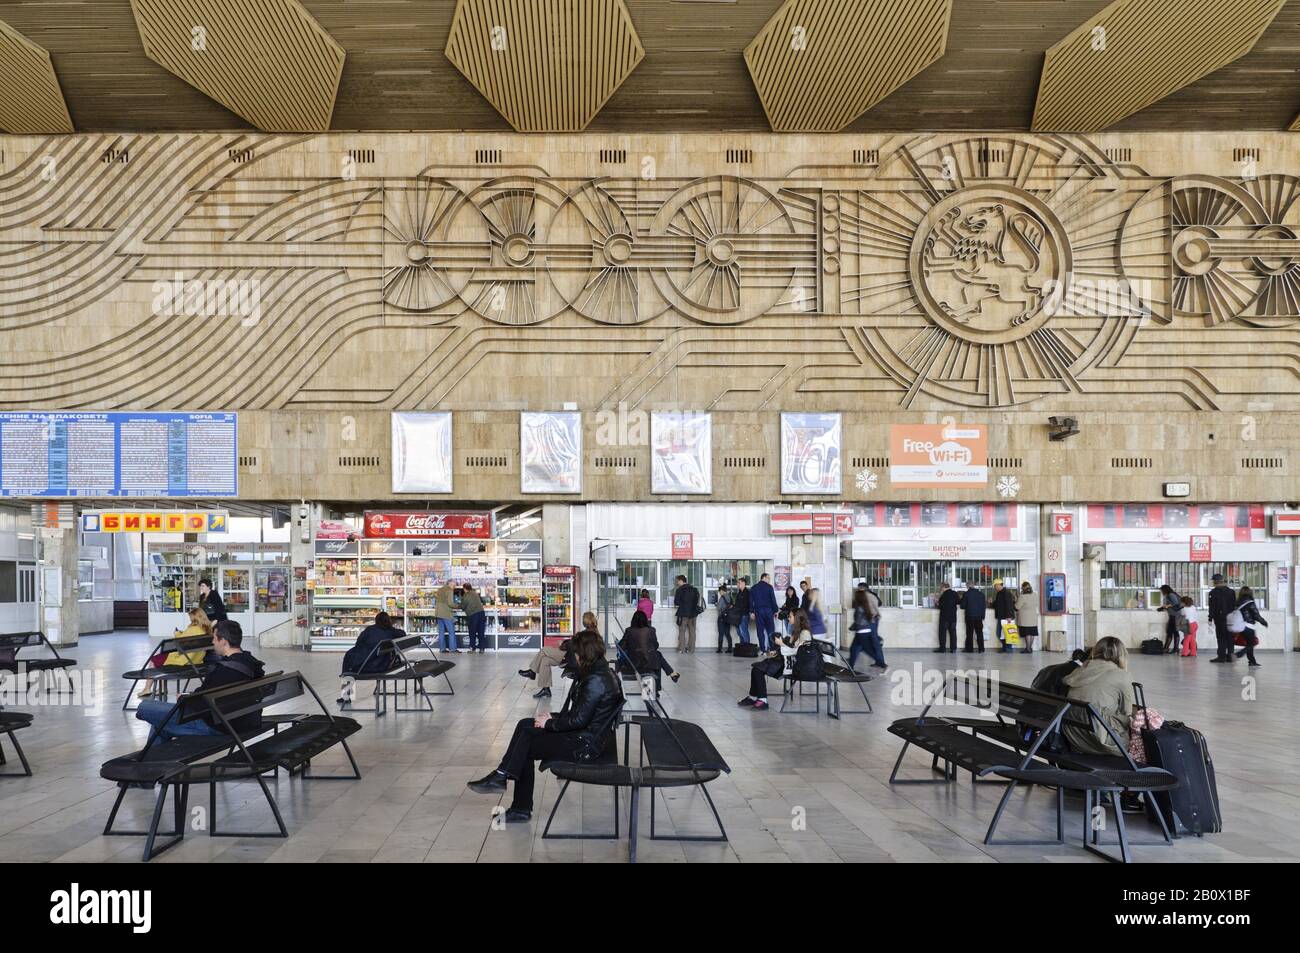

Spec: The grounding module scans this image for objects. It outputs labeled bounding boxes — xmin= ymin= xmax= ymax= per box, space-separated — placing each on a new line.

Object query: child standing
xmin=1178 ymin=597 xmax=1198 ymax=657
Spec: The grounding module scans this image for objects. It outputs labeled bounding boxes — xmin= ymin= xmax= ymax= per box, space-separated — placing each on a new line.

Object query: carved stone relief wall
xmin=0 ymin=131 xmax=1296 ymax=502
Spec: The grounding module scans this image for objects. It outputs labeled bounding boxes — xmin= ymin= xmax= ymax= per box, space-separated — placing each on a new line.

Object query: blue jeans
xmin=467 ymin=611 xmax=488 ymax=650
xmin=737 ymin=614 xmax=751 ymax=644
xmin=136 ymin=699 xmax=225 ymax=743
xmin=436 ymin=617 xmax=456 ymax=651
xmin=754 ymin=611 xmax=775 ymax=652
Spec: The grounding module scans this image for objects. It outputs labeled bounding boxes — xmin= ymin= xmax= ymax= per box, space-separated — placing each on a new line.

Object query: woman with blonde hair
xmin=137 ymin=607 xmax=214 ymax=697
xmin=1061 ymin=637 xmax=1135 ymax=755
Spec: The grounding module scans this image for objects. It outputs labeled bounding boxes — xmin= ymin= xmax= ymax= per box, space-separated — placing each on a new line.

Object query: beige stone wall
xmin=1 ymin=131 xmax=1297 ymax=502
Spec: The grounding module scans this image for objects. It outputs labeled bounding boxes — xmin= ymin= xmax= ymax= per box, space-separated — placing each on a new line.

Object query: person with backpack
xmin=848 ymin=585 xmax=885 ymax=672
xmin=960 ymin=584 xmax=986 ymax=653
xmin=737 ymin=609 xmax=814 ymax=711
xmin=1207 ymin=573 xmax=1237 ymax=663
xmin=135 ymin=620 xmax=265 ymax=742
xmin=673 ymin=575 xmax=703 ymax=653
xmin=1232 ymin=585 xmax=1267 ymax=667
xmin=715 ymin=583 xmax=734 ymax=654
xmin=1156 ymin=584 xmax=1182 ymax=654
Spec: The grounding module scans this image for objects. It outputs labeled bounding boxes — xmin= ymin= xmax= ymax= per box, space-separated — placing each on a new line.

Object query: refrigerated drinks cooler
xmin=543 ymin=565 xmax=578 ymax=647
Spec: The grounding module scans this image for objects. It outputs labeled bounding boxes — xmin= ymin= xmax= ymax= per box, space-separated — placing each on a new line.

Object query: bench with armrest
xmin=542 ymin=687 xmax=730 ymax=863
xmin=100 ymin=671 xmax=362 ymax=861
xmin=343 ymin=634 xmax=454 ymax=716
xmin=0 ymin=710 xmax=34 ymax=777
xmin=0 ymin=632 xmax=76 ymax=695
xmin=120 ymin=634 xmax=214 ymax=711
xmin=888 ymin=675 xmax=1175 ymax=861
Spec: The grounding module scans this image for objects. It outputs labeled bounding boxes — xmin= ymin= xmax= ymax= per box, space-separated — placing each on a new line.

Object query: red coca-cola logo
xmin=364 ymin=511 xmax=491 ymax=539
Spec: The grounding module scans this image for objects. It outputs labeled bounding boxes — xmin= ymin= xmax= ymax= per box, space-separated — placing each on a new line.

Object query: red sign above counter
xmin=770 ymin=511 xmax=853 ymax=536
xmin=363 ymin=510 xmax=492 ymax=539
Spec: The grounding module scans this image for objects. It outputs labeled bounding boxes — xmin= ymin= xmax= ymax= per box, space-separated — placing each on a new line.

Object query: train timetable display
xmin=0 ymin=412 xmax=238 ymax=497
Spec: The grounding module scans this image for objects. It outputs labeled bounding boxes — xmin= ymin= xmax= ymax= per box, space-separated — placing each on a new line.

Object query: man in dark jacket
xmin=467 ymin=631 xmax=623 ymax=821
xmin=198 ymin=578 xmax=227 ymax=622
xmin=339 ymin=611 xmax=402 ymax=704
xmin=749 ymin=573 xmax=779 ymax=652
xmin=1031 ymin=649 xmax=1088 ymax=697
xmin=733 ymin=577 xmax=752 ymax=646
xmin=960 ymin=585 xmax=987 ymax=652
xmin=135 ymin=620 xmax=265 ymax=741
xmin=992 ymin=579 xmax=1017 ymax=652
xmin=935 ymin=583 xmax=959 ymax=652
xmin=673 ymin=575 xmax=702 ymax=653
xmin=1207 ymin=573 xmax=1237 ymax=663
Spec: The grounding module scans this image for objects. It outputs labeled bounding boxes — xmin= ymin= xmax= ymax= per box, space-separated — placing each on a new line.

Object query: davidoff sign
xmin=363 ymin=511 xmax=492 ymax=539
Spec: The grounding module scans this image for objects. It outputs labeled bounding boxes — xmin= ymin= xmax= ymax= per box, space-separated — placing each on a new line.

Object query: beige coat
xmin=434 ymin=585 xmax=455 ymax=620
xmin=1061 ymin=660 xmax=1134 ymax=755
xmin=1015 ymin=592 xmax=1040 ymax=628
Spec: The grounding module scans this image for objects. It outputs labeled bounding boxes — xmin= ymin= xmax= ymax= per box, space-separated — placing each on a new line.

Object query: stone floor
xmin=1 ymin=631 xmax=1295 ymax=863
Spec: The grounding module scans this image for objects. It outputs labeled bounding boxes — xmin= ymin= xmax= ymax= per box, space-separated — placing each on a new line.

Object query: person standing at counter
xmin=462 ymin=584 xmax=487 ymax=653
xmin=198 ymin=578 xmax=227 ymax=623
xmin=934 ymin=582 xmax=959 ymax=653
xmin=992 ymin=579 xmax=1017 ymax=653
xmin=960 ymin=584 xmax=986 ymax=653
xmin=750 ymin=573 xmax=779 ymax=653
xmin=1015 ymin=581 xmax=1039 ymax=654
xmin=1156 ymin=584 xmax=1182 ymax=654
xmin=434 ymin=581 xmax=458 ymax=653
xmin=636 ymin=588 xmax=655 ymax=621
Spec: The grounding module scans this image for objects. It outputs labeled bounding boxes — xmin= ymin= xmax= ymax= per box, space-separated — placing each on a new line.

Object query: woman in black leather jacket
xmin=467 ymin=629 xmax=624 ymax=822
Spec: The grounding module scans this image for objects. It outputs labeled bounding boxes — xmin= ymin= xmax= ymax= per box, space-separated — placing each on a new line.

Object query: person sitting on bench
xmin=338 ymin=611 xmax=404 ymax=705
xmin=467 ymin=629 xmax=623 ymax=822
xmin=738 ymin=609 xmax=812 ymax=711
xmin=137 ymin=607 xmax=213 ymax=698
xmin=618 ymin=610 xmax=679 ymax=685
xmin=1030 ymin=648 xmax=1088 ymax=697
xmin=135 ymin=620 xmax=265 ymax=742
xmin=519 ymin=612 xmax=598 ymax=700
xmin=1060 ymin=637 xmax=1134 ymax=756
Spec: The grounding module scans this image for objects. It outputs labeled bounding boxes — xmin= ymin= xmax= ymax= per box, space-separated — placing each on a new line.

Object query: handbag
xmin=1129 ymin=705 xmax=1165 ymax=765
xmin=1000 ymin=619 xmax=1020 ymax=645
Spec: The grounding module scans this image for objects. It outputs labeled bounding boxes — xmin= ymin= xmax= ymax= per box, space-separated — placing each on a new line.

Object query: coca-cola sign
xmin=364 ymin=511 xmax=492 ymax=539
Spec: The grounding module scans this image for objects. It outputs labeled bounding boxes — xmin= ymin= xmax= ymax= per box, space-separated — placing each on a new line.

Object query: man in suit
xmin=934 ymin=583 xmax=959 ymax=653
xmin=1207 ymin=573 xmax=1237 ymax=663
xmin=749 ymin=573 xmax=779 ymax=653
xmin=960 ymin=584 xmax=987 ymax=652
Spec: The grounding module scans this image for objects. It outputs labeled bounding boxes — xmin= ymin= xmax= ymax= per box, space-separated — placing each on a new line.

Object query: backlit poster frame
xmin=391 ymin=412 xmax=453 ymax=494
xmin=651 ymin=412 xmax=712 ymax=495
xmin=780 ymin=412 xmax=842 ymax=495
xmin=520 ymin=411 xmax=583 ymax=494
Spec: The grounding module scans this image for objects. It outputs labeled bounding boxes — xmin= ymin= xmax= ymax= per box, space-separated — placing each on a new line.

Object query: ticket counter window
xmin=1100 ymin=561 xmax=1268 ymax=609
xmin=852 ymin=560 xmax=1020 ymax=608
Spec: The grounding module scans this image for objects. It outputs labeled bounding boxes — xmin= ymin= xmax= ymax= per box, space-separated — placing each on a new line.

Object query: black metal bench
xmin=342 ymin=634 xmax=454 ymax=716
xmin=120 ymin=634 xmax=213 ymax=711
xmin=889 ymin=675 xmax=1175 ymax=860
xmin=542 ymin=663 xmax=730 ymax=863
xmin=100 ymin=671 xmax=362 ymax=861
xmin=781 ymin=638 xmax=873 ymax=717
xmin=0 ymin=632 xmax=76 ymax=695
xmin=0 ymin=710 xmax=34 ymax=777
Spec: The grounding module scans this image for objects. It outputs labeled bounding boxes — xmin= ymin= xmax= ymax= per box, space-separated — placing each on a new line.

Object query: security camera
xmin=1048 ymin=416 xmax=1080 ymax=442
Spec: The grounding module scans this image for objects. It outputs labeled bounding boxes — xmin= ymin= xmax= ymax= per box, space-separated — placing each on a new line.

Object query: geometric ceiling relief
xmin=444 ymin=0 xmax=645 ymax=132
xmin=1032 ymin=0 xmax=1287 ymax=131
xmin=743 ymin=0 xmax=952 ymax=132
xmin=0 ymin=19 xmax=74 ymax=133
xmin=129 ymin=0 xmax=345 ymax=131
xmin=1 ymin=133 xmax=1299 ymax=414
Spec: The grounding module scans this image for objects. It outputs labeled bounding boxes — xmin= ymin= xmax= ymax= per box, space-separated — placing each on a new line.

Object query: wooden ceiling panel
xmin=744 ymin=0 xmax=952 ymax=132
xmin=1032 ymin=0 xmax=1287 ymax=131
xmin=444 ymin=0 xmax=645 ymax=132
xmin=0 ymin=18 xmax=74 ymax=133
xmin=129 ymin=0 xmax=346 ymax=132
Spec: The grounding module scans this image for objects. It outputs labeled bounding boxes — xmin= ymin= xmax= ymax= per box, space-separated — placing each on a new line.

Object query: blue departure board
xmin=0 ymin=412 xmax=238 ymax=497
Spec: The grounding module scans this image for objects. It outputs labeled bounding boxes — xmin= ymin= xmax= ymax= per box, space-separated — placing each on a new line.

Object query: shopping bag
xmin=1000 ymin=619 xmax=1020 ymax=645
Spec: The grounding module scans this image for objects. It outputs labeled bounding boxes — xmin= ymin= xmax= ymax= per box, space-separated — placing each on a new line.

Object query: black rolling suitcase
xmin=1133 ymin=682 xmax=1222 ymax=837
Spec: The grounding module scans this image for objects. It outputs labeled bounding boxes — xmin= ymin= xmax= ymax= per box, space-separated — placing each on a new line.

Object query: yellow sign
xmin=81 ymin=510 xmax=229 ymax=534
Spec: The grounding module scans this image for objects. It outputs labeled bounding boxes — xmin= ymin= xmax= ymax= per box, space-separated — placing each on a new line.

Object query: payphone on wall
xmin=1041 ymin=572 xmax=1067 ymax=615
